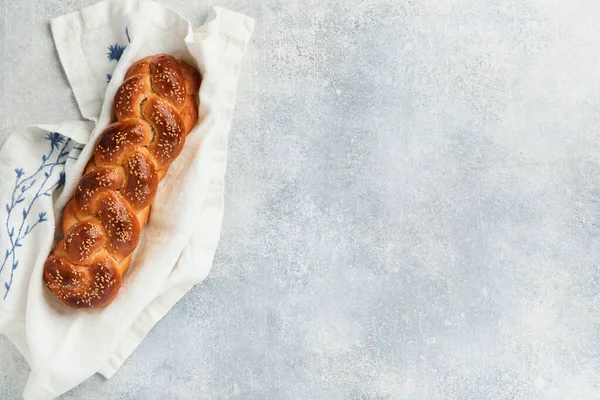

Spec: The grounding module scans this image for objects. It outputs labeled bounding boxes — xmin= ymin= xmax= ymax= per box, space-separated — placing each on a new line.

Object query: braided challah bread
xmin=43 ymin=54 xmax=201 ymax=309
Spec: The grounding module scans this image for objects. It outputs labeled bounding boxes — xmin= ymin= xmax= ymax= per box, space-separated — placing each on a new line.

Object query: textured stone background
xmin=2 ymin=0 xmax=600 ymax=399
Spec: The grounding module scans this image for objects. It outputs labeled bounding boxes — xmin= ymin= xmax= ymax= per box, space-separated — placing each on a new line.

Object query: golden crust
xmin=144 ymin=95 xmax=186 ymax=166
xmin=43 ymin=54 xmax=201 ymax=309
xmin=94 ymin=120 xmax=152 ymax=165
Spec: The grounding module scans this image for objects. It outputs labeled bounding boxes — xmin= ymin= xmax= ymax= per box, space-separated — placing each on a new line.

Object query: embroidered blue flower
xmin=44 ymin=132 xmax=65 ymax=150
xmin=107 ymin=43 xmax=126 ymax=62
xmin=38 ymin=212 xmax=47 ymax=223
xmin=105 ymin=27 xmax=131 ymax=82
xmin=14 ymin=169 xmax=24 ymax=178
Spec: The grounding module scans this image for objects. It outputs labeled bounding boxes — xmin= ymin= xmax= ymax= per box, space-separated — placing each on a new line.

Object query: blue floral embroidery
xmin=1 ymin=132 xmax=83 ymax=299
xmin=106 ymin=43 xmax=126 ymax=62
xmin=106 ymin=27 xmax=132 ymax=82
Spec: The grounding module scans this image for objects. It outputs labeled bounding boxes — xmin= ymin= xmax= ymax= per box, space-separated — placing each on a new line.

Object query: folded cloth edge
xmin=51 ymin=11 xmax=102 ymax=122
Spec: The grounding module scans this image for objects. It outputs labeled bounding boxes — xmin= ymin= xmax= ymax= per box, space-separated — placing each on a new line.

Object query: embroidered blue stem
xmin=2 ymin=136 xmax=73 ymax=299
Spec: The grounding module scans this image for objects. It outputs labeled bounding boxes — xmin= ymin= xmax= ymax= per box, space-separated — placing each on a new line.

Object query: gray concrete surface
xmin=2 ymin=0 xmax=600 ymax=398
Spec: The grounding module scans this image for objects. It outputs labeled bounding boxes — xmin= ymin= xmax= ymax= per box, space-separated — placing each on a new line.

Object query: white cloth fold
xmin=0 ymin=1 xmax=253 ymax=398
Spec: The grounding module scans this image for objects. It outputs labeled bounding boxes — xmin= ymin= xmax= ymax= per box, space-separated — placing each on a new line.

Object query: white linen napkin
xmin=0 ymin=1 xmax=253 ymax=398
